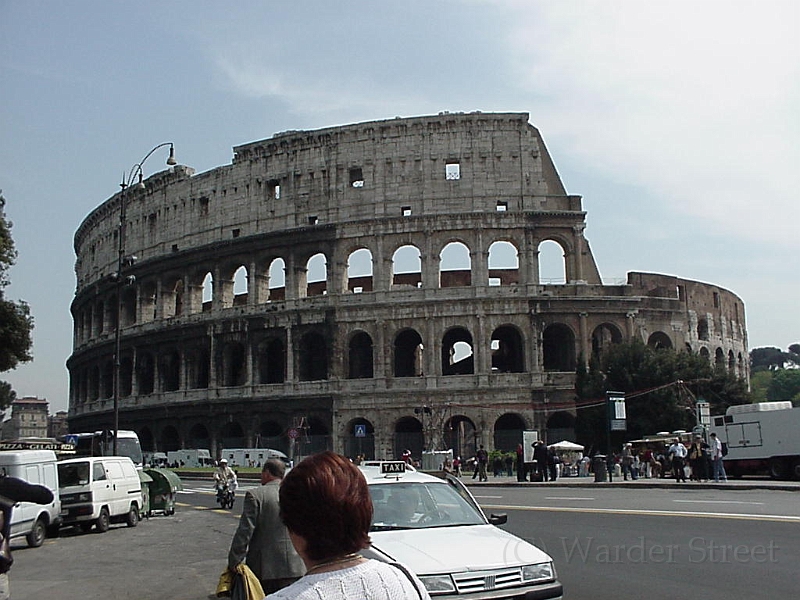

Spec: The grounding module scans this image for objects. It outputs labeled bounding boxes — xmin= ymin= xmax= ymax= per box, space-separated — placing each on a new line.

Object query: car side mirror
xmin=488 ymin=513 xmax=508 ymax=525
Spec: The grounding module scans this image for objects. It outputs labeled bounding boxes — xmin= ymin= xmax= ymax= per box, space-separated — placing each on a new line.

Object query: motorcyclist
xmin=214 ymin=458 xmax=238 ymax=496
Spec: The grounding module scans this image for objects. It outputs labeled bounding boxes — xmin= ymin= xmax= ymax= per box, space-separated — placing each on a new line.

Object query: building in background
xmin=67 ymin=113 xmax=749 ymax=461
xmin=1 ymin=396 xmax=49 ymax=439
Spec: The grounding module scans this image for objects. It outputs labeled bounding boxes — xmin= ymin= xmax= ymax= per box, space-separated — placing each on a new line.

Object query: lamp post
xmin=112 ymin=142 xmax=176 ymax=455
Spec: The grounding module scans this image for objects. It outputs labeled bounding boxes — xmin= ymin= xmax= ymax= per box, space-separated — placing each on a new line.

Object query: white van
xmin=57 ymin=456 xmax=143 ymax=532
xmin=0 ymin=449 xmax=62 ymax=547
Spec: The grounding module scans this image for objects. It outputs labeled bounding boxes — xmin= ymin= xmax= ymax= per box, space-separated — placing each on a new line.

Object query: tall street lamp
xmin=112 ymin=142 xmax=177 ymax=455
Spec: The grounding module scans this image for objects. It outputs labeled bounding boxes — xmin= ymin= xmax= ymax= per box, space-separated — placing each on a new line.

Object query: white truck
xmin=220 ymin=448 xmax=290 ymax=468
xmin=709 ymin=401 xmax=800 ymax=480
xmin=166 ymin=449 xmax=213 ymax=468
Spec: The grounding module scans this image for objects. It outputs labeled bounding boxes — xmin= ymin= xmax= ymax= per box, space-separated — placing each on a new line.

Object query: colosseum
xmin=67 ymin=112 xmax=749 ymax=462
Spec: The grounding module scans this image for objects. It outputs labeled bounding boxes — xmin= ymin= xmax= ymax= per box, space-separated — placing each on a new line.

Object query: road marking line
xmin=482 ymin=503 xmax=800 ymax=523
xmin=544 ymin=497 xmax=595 ymax=501
xmin=672 ymin=500 xmax=764 ymax=505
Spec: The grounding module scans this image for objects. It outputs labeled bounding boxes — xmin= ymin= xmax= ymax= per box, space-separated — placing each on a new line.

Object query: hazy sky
xmin=1 ymin=1 xmax=798 ymax=414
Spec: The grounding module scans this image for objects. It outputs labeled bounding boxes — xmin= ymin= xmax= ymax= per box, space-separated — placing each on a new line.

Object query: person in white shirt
xmin=668 ymin=438 xmax=688 ymax=482
xmin=709 ymin=432 xmax=728 ymax=482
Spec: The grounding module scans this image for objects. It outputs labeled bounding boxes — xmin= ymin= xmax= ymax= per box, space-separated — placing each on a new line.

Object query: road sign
xmin=354 ymin=424 xmax=366 ymax=438
xmin=287 ymin=428 xmax=299 ymax=439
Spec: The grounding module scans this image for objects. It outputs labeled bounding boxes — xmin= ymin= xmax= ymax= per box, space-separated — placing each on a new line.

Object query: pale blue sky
xmin=2 ymin=1 xmax=798 ymax=414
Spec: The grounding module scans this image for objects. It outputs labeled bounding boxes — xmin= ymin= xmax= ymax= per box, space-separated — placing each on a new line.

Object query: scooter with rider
xmin=213 ymin=458 xmax=238 ymax=509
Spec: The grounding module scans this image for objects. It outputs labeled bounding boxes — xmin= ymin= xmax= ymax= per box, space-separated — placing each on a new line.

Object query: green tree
xmin=748 ymin=370 xmax=771 ymax=403
xmin=575 ymin=340 xmax=750 ymax=451
xmin=0 ymin=192 xmax=34 ymax=413
xmin=767 ymin=369 xmax=800 ymax=405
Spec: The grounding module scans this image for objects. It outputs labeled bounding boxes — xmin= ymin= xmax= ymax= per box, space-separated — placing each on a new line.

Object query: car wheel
xmin=768 ymin=458 xmax=788 ymax=480
xmin=26 ymin=517 xmax=46 ymax=548
xmin=126 ymin=505 xmax=139 ymax=527
xmin=95 ymin=508 xmax=110 ymax=533
xmin=792 ymin=458 xmax=800 ymax=481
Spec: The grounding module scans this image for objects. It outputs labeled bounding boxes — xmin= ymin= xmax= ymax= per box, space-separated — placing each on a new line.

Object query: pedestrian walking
xmin=709 ymin=432 xmax=728 ymax=482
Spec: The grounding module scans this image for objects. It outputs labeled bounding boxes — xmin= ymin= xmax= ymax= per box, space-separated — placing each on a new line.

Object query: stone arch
xmin=257 ymin=337 xmax=286 ymax=384
xmin=697 ymin=317 xmax=710 ymax=341
xmin=120 ymin=353 xmax=133 ymax=397
xmin=120 ymin=286 xmax=137 ymax=326
xmin=542 ymin=323 xmax=576 ymax=371
xmin=491 ymin=325 xmax=525 ymax=373
xmin=538 ymin=240 xmax=567 ymax=284
xmin=298 ymin=331 xmax=328 ymax=381
xmin=715 ymin=347 xmax=725 ymax=368
xmin=202 ymin=272 xmax=213 ymax=312
xmin=256 ymin=421 xmax=285 ymax=453
xmin=219 ymin=341 xmax=246 ymax=387
xmin=393 ymin=329 xmax=424 ymax=377
xmin=439 ymin=241 xmax=471 ymax=288
xmin=160 ymin=425 xmax=181 ymax=452
xmin=348 ymin=331 xmax=374 ymax=379
xmin=442 ymin=326 xmax=474 ymax=375
xmin=233 ymin=265 xmax=248 ymax=306
xmin=546 ymin=410 xmax=576 ymax=444
xmin=347 ymin=248 xmax=373 ymax=293
xmin=137 ymin=351 xmax=155 ymax=395
xmin=186 ymin=345 xmax=210 ymax=389
xmin=728 ymin=350 xmax=735 ymax=372
xmin=443 ymin=415 xmax=477 ymax=462
xmin=220 ymin=421 xmax=245 ymax=449
xmin=647 ymin=331 xmax=673 ymax=350
xmin=160 ymin=349 xmax=181 ymax=392
xmin=139 ymin=427 xmax=155 ymax=453
xmin=592 ymin=323 xmax=623 ymax=359
xmin=302 ymin=417 xmax=331 ymax=455
xmin=267 ymin=257 xmax=286 ymax=301
xmin=699 ymin=347 xmax=711 ymax=361
xmin=394 ymin=416 xmax=423 ymax=461
xmin=343 ymin=417 xmax=375 ymax=459
xmin=493 ymin=413 xmax=526 ymax=452
xmin=392 ymin=245 xmax=422 ymax=289
xmin=306 ymin=253 xmax=327 ymax=297
xmin=101 ymin=359 xmax=113 ymax=399
xmin=488 ymin=240 xmax=519 ymax=286
xmin=188 ymin=423 xmax=211 ymax=450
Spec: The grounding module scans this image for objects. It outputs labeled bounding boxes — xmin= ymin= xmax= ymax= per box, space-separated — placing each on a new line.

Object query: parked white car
xmin=359 ymin=461 xmax=563 ymax=599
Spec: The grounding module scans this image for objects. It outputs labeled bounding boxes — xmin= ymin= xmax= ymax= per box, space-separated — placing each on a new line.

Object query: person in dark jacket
xmin=0 ymin=475 xmax=54 ymax=600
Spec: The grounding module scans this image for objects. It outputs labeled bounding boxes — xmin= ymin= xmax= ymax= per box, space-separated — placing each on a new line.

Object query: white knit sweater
xmin=264 ymin=559 xmax=430 ymax=600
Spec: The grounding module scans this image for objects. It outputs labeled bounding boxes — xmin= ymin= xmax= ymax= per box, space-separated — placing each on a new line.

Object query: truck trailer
xmin=709 ymin=401 xmax=800 ymax=480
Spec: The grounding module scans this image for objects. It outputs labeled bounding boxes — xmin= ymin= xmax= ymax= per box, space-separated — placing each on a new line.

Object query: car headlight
xmin=521 ymin=562 xmax=555 ymax=582
xmin=418 ymin=575 xmax=456 ymax=594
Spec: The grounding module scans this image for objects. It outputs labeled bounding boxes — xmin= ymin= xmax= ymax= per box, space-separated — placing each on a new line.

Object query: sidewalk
xmin=461 ymin=472 xmax=800 ymax=491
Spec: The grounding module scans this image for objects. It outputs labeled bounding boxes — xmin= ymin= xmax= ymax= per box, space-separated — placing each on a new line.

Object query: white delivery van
xmin=220 ymin=448 xmax=290 ymax=468
xmin=57 ymin=456 xmax=143 ymax=533
xmin=0 ymin=449 xmax=62 ymax=547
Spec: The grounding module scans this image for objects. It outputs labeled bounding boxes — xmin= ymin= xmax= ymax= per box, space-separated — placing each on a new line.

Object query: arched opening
xmin=160 ymin=349 xmax=181 ymax=392
xmin=647 ymin=331 xmax=673 ymax=350
xmin=257 ymin=338 xmax=286 ymax=384
xmin=443 ymin=416 xmax=477 ymax=463
xmin=392 ymin=245 xmax=422 ymax=288
xmin=542 ymin=324 xmax=576 ymax=371
xmin=715 ymin=347 xmax=725 ymax=369
xmin=394 ymin=416 xmax=423 ymax=462
xmin=120 ymin=354 xmax=133 ymax=397
xmin=343 ymin=418 xmax=375 ymax=459
xmin=493 ymin=413 xmax=526 ymax=452
xmin=347 ymin=248 xmax=373 ymax=293
xmin=491 ymin=325 xmax=525 ymax=373
xmin=538 ymin=240 xmax=566 ymax=284
xmin=268 ymin=258 xmax=286 ymax=301
xmin=728 ymin=350 xmax=736 ymax=373
xmin=120 ymin=287 xmax=137 ymax=326
xmin=202 ymin=272 xmax=213 ymax=312
xmin=186 ymin=346 xmax=210 ymax=389
xmin=220 ymin=421 xmax=245 ymax=449
xmin=188 ymin=423 xmax=211 ymax=450
xmin=159 ymin=425 xmax=181 ymax=453
xmin=298 ymin=417 xmax=331 ymax=456
xmin=546 ymin=411 xmax=576 ymax=445
xmin=299 ymin=332 xmax=328 ymax=381
xmin=139 ymin=427 xmax=155 ymax=453
xmin=393 ymin=329 xmax=424 ymax=377
xmin=233 ymin=265 xmax=248 ymax=306
xmin=488 ymin=241 xmax=519 ymax=286
xmin=306 ymin=253 xmax=327 ymax=297
xmin=441 ymin=327 xmax=474 ymax=375
xmin=697 ymin=317 xmax=710 ymax=341
xmin=221 ymin=342 xmax=246 ymax=387
xmin=348 ymin=331 xmax=374 ymax=379
xmin=256 ymin=421 xmax=286 ymax=454
xmin=439 ymin=241 xmax=471 ymax=287
xmin=137 ymin=352 xmax=155 ymax=395
xmin=592 ymin=323 xmax=623 ymax=359
xmin=699 ymin=347 xmax=711 ymax=361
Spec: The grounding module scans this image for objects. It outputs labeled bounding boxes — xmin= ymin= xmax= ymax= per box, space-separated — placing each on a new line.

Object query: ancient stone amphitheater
xmin=68 ymin=112 xmax=748 ymax=462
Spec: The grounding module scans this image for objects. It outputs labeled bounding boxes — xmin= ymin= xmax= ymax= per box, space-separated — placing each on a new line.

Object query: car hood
xmin=369 ymin=524 xmax=552 ymax=574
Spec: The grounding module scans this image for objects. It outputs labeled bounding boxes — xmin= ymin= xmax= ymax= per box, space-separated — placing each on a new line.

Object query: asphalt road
xmin=8 ymin=478 xmax=800 ymax=600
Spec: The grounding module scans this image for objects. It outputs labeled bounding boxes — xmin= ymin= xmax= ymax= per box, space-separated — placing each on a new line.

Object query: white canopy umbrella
xmin=547 ymin=440 xmax=585 ymax=451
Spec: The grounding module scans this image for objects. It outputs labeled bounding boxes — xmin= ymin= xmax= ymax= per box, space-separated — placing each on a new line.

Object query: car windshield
xmin=58 ymin=462 xmax=90 ymax=487
xmin=369 ymin=480 xmax=486 ymax=530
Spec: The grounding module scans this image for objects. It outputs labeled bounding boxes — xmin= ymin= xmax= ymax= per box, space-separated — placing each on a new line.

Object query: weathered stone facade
xmin=67 ymin=112 xmax=748 ymax=461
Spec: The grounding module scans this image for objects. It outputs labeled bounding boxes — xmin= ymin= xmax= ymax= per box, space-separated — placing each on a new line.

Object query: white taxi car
xmin=359 ymin=461 xmax=563 ymax=600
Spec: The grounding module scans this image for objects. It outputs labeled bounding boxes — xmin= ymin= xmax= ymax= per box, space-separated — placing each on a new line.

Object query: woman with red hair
xmin=267 ymin=451 xmax=429 ymax=600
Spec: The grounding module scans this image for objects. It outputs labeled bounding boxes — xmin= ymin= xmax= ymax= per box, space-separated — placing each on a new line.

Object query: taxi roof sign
xmin=380 ymin=461 xmax=406 ymax=474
